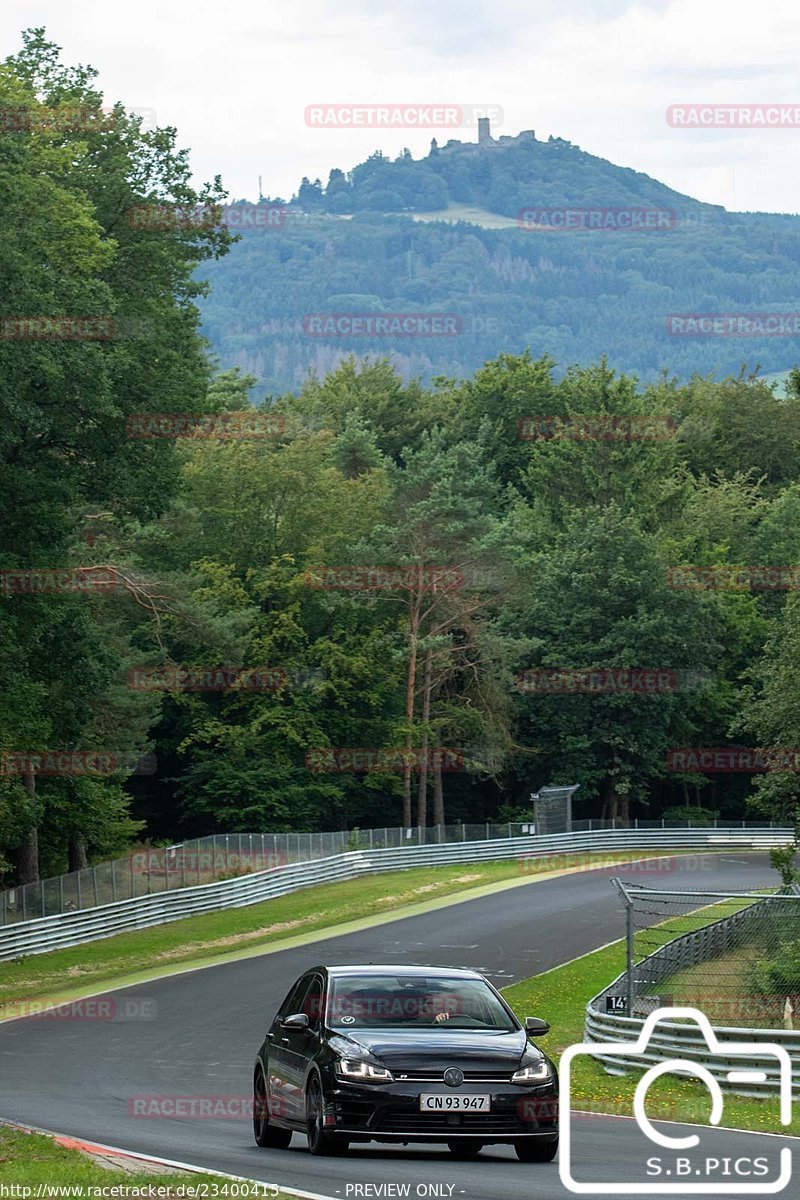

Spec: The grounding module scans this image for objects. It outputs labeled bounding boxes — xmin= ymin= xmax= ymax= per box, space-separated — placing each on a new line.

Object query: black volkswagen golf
xmin=252 ymin=964 xmax=558 ymax=1161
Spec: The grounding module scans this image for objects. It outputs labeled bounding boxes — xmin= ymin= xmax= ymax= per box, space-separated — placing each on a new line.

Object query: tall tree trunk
xmin=16 ymin=771 xmax=39 ymax=884
xmin=416 ymin=647 xmax=433 ymax=829
xmin=68 ymin=834 xmax=88 ymax=872
xmin=601 ymin=776 xmax=619 ymax=826
xmin=433 ymin=759 xmax=445 ymax=827
xmin=402 ymin=587 xmax=422 ymax=828
xmin=619 ymin=791 xmax=630 ymax=827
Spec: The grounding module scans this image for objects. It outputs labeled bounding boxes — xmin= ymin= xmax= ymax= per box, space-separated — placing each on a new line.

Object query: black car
xmin=252 ymin=964 xmax=558 ymax=1161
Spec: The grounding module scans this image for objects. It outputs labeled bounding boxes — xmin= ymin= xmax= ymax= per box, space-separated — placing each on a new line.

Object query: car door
xmin=281 ymin=973 xmax=324 ymax=1122
xmin=267 ymin=976 xmax=311 ymax=1123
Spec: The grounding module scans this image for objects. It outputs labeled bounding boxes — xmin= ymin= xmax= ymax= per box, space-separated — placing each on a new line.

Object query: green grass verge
xmin=0 ymin=1126 xmax=287 ymax=1193
xmin=503 ymin=938 xmax=798 ymax=1136
xmin=0 ymin=851 xmax=713 ymax=1013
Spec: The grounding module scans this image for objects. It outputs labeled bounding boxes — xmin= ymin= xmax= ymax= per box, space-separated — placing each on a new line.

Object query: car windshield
xmin=327 ymin=974 xmax=517 ymax=1030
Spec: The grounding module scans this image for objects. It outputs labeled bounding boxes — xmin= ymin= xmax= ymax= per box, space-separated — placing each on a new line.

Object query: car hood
xmin=329 ymin=1027 xmax=533 ymax=1072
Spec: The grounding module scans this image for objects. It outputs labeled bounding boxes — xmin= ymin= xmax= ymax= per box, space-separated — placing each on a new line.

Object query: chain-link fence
xmin=0 ymin=822 xmax=531 ymax=926
xmin=607 ymin=880 xmax=800 ymax=1029
xmin=0 ymin=816 xmax=784 ymax=928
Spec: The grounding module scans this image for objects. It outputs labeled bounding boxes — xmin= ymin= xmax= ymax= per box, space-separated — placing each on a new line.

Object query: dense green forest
xmin=198 ymin=132 xmax=800 ymax=394
xmin=3 ymin=32 xmax=800 ymax=889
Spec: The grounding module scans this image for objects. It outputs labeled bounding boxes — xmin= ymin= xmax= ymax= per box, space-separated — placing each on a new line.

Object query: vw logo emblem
xmin=443 ymin=1067 xmax=464 ymax=1088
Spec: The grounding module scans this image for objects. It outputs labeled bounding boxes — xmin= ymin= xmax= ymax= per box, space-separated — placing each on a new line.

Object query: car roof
xmin=318 ymin=965 xmax=486 ymax=979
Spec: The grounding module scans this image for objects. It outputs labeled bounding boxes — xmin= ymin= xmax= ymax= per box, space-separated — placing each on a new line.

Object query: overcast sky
xmin=2 ymin=0 xmax=798 ymax=214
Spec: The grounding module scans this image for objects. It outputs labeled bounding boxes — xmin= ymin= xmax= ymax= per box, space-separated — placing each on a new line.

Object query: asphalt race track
xmin=0 ymin=853 xmax=796 ymax=1199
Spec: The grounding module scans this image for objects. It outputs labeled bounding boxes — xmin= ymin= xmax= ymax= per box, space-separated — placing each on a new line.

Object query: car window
xmin=275 ymin=975 xmax=312 ymax=1022
xmin=304 ymin=975 xmax=323 ymax=1029
xmin=327 ymin=974 xmax=517 ymax=1030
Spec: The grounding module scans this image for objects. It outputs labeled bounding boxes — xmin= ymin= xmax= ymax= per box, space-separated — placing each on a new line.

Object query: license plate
xmin=419 ymin=1094 xmax=490 ymax=1112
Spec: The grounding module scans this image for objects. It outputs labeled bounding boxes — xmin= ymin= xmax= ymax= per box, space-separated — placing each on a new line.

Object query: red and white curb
xmin=0 ymin=1120 xmax=335 ymax=1200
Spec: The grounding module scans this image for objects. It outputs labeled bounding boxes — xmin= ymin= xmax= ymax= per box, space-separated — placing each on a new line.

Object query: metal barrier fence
xmin=585 ymin=884 xmax=800 ymax=1096
xmin=0 ymin=817 xmax=780 ymax=927
xmin=0 ymin=823 xmax=531 ymax=926
xmin=0 ymin=825 xmax=790 ymax=963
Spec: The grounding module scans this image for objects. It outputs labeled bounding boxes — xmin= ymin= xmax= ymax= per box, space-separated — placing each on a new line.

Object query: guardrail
xmin=0 ymin=825 xmax=791 ymax=964
xmin=585 ymin=892 xmax=800 ymax=1096
xmin=585 ymin=1002 xmax=800 ymax=1098
xmin=0 ymin=822 xmax=537 ymax=925
xmin=1 ymin=817 xmax=781 ymax=927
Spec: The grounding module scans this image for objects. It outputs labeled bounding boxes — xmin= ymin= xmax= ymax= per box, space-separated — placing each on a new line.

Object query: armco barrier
xmin=0 ymin=826 xmax=791 ymax=963
xmin=585 ymin=1000 xmax=800 ymax=1098
xmin=585 ymin=892 xmax=800 ymax=1097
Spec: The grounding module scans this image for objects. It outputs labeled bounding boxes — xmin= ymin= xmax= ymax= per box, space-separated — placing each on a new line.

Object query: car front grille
xmin=373 ymin=1109 xmax=530 ymax=1135
xmin=393 ymin=1070 xmax=512 ymax=1082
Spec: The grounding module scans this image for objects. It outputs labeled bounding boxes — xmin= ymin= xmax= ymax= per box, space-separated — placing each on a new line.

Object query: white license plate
xmin=419 ymin=1094 xmax=490 ymax=1112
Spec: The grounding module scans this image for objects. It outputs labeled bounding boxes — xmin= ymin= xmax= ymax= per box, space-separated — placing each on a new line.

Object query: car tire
xmin=306 ymin=1077 xmax=349 ymax=1156
xmin=515 ymin=1136 xmax=558 ymax=1162
xmin=253 ymin=1065 xmax=292 ymax=1149
xmin=447 ymin=1140 xmax=484 ymax=1158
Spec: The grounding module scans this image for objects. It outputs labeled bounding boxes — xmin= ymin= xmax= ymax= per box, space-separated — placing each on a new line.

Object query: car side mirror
xmin=525 ymin=1016 xmax=550 ymax=1036
xmin=281 ymin=1012 xmax=310 ymax=1031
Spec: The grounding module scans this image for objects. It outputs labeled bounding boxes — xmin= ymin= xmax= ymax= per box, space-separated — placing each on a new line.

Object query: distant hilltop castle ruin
xmin=430 ymin=117 xmax=536 ymax=155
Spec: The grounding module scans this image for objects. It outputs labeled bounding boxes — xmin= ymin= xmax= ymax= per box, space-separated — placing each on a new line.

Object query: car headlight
xmin=336 ymin=1058 xmax=394 ymax=1082
xmin=511 ymin=1059 xmax=551 ymax=1084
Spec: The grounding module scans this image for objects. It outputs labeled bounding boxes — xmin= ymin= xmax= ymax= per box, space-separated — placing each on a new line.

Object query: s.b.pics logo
xmin=559 ymin=1007 xmax=792 ymax=1194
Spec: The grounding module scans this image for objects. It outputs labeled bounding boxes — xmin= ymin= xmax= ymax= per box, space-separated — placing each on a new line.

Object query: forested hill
xmin=197 ymin=132 xmax=800 ymax=396
xmin=286 ymin=132 xmax=718 ymax=219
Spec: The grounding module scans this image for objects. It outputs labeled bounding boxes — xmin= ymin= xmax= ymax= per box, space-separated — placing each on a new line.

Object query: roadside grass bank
xmin=0 ymin=850 xmax=707 ymax=1013
xmin=503 ymin=933 xmax=799 ymax=1137
xmin=0 ymin=1126 xmax=291 ymax=1195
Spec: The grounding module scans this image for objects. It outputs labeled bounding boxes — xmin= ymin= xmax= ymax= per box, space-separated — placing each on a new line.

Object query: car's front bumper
xmin=324 ymin=1078 xmax=558 ymax=1144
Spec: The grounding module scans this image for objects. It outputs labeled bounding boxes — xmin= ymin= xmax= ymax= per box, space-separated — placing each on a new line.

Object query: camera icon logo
xmin=559 ymin=1006 xmax=793 ymax=1194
